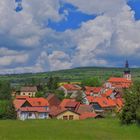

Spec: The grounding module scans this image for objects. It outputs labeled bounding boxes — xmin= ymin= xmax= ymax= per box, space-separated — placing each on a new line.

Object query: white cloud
xmin=64 ymin=0 xmax=126 ymax=15
xmin=48 ymin=51 xmax=72 ymax=71
xmin=0 ymin=0 xmax=140 ymax=74
xmin=0 ymin=47 xmax=29 ymax=66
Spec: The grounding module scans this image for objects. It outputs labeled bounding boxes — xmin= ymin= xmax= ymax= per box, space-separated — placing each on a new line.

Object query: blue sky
xmin=0 ymin=0 xmax=140 ymax=74
xmin=48 ymin=3 xmax=97 ymax=32
xmin=127 ymin=0 xmax=140 ymax=20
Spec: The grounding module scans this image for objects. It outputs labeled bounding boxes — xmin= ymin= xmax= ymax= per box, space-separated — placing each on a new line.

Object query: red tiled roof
xmin=59 ymin=99 xmax=75 ymax=108
xmin=20 ymin=107 xmax=48 ymax=113
xmin=87 ymin=96 xmax=116 ymax=108
xmin=107 ymin=77 xmax=132 ymax=88
xmin=76 ymin=104 xmax=93 ymax=114
xmin=85 ymin=86 xmax=102 ymax=93
xmin=108 ymin=77 xmax=132 ymax=83
xmin=62 ymin=84 xmax=81 ymax=91
xmin=13 ymin=99 xmax=26 ymax=109
xmin=47 ymin=94 xmax=61 ymax=107
xmin=113 ymin=98 xmax=123 ymax=108
xmin=26 ymin=98 xmax=49 ymax=107
xmin=16 ymin=95 xmax=29 ymax=99
xmin=49 ymin=107 xmax=67 ymax=117
xmin=80 ymin=112 xmax=98 ymax=120
xmin=102 ymin=89 xmax=113 ymax=97
xmin=65 ymin=101 xmax=80 ymax=108
xmin=85 ymin=86 xmax=102 ymax=96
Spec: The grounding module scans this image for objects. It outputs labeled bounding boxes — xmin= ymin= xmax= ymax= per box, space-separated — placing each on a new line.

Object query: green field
xmin=0 ymin=119 xmax=139 ymax=140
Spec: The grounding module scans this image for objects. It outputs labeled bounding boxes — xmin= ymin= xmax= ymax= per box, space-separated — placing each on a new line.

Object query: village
xmin=12 ymin=61 xmax=132 ymax=121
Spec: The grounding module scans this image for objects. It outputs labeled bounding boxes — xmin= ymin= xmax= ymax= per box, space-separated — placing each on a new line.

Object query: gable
xmin=57 ymin=110 xmax=80 ymax=117
xmin=21 ymin=100 xmax=32 ymax=107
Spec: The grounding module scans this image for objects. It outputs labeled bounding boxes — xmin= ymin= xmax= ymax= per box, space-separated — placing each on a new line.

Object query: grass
xmin=0 ymin=118 xmax=139 ymax=140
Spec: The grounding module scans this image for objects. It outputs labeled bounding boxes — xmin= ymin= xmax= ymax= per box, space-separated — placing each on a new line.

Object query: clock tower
xmin=123 ymin=60 xmax=131 ymax=80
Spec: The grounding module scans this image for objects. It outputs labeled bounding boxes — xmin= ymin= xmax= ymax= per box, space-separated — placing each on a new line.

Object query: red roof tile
xmin=80 ymin=112 xmax=98 ymax=120
xmin=47 ymin=94 xmax=61 ymax=107
xmin=13 ymin=99 xmax=26 ymax=109
xmin=85 ymin=86 xmax=102 ymax=93
xmin=108 ymin=77 xmax=132 ymax=83
xmin=87 ymin=96 xmax=116 ymax=108
xmin=76 ymin=104 xmax=93 ymax=114
xmin=62 ymin=84 xmax=81 ymax=91
xmin=49 ymin=107 xmax=67 ymax=117
xmin=65 ymin=101 xmax=80 ymax=108
xmin=59 ymin=99 xmax=75 ymax=108
xmin=102 ymin=89 xmax=113 ymax=97
xmin=16 ymin=95 xmax=29 ymax=99
xmin=85 ymin=86 xmax=102 ymax=96
xmin=26 ymin=98 xmax=49 ymax=107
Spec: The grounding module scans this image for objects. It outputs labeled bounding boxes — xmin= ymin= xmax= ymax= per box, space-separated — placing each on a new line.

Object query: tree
xmin=0 ymin=80 xmax=11 ymax=100
xmin=136 ymin=106 xmax=140 ymax=124
xmin=0 ymin=100 xmax=16 ymax=120
xmin=54 ymin=90 xmax=65 ymax=101
xmin=81 ymin=77 xmax=102 ymax=87
xmin=120 ymin=81 xmax=140 ymax=124
xmin=35 ymin=91 xmax=44 ymax=97
xmin=47 ymin=76 xmax=60 ymax=90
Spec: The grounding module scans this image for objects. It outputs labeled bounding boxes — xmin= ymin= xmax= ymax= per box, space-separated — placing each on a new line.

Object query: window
xmin=63 ymin=116 xmax=68 ymax=120
xmin=39 ymin=113 xmax=44 ymax=118
xmin=69 ymin=115 xmax=74 ymax=120
xmin=28 ymin=112 xmax=32 ymax=117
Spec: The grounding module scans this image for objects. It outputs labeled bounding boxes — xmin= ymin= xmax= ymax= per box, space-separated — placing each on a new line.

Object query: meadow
xmin=0 ymin=118 xmax=139 ymax=140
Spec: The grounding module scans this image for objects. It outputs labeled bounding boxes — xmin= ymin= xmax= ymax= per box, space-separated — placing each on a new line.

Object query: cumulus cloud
xmin=0 ymin=0 xmax=140 ymax=74
xmin=0 ymin=47 xmax=29 ymax=67
xmin=48 ymin=51 xmax=72 ymax=71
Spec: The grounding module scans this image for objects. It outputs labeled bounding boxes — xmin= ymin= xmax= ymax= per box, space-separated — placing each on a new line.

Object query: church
xmin=105 ymin=60 xmax=132 ymax=89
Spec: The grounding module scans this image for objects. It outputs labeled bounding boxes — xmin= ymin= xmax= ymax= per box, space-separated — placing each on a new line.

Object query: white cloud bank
xmin=0 ymin=0 xmax=140 ymax=73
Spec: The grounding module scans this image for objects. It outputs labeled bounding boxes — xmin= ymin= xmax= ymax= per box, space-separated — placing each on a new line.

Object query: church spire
xmin=123 ymin=60 xmax=131 ymax=80
xmin=125 ymin=60 xmax=129 ymax=69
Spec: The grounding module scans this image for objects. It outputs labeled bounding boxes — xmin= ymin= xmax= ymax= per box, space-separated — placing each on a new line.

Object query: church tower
xmin=123 ymin=60 xmax=131 ymax=80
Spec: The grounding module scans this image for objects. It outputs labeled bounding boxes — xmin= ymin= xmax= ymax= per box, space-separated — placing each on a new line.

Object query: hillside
xmin=0 ymin=67 xmax=140 ymax=85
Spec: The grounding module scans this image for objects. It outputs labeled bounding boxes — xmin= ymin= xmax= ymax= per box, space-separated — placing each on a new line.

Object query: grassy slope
xmin=1 ymin=67 xmax=140 ymax=83
xmin=0 ymin=119 xmax=139 ymax=140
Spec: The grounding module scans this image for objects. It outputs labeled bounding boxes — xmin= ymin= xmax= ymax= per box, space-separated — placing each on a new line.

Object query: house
xmin=47 ymin=94 xmax=61 ymax=107
xmin=105 ymin=77 xmax=132 ymax=89
xmin=85 ymin=86 xmax=102 ymax=96
xmin=49 ymin=107 xmax=80 ymax=120
xmin=105 ymin=61 xmax=132 ymax=89
xmin=20 ymin=86 xmax=38 ymax=97
xmin=58 ymin=84 xmax=81 ymax=96
xmin=14 ymin=97 xmax=49 ymax=120
xmin=76 ymin=104 xmax=93 ymax=114
xmin=87 ymin=96 xmax=116 ymax=114
xmin=59 ymin=99 xmax=80 ymax=111
xmin=101 ymin=89 xmax=122 ymax=99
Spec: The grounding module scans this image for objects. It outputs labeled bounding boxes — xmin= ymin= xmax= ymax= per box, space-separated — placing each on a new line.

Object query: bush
xmin=81 ymin=77 xmax=102 ymax=87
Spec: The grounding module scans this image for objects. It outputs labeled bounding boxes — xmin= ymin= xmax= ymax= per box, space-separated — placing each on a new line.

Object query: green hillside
xmin=0 ymin=67 xmax=140 ymax=85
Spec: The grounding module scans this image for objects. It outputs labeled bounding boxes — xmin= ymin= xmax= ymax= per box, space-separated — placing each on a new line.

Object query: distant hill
xmin=0 ymin=67 xmax=140 ymax=84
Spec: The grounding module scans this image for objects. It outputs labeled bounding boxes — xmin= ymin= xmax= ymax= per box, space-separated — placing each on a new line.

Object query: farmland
xmin=0 ymin=118 xmax=139 ymax=140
